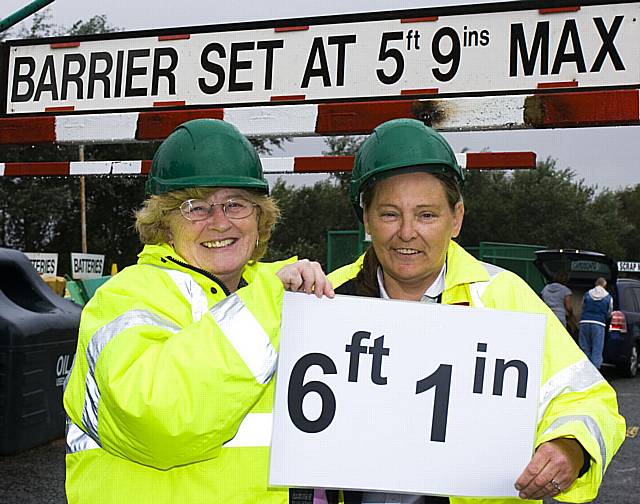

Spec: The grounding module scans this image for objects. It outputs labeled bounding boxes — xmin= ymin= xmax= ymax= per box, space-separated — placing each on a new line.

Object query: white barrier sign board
xmin=5 ymin=1 xmax=640 ymax=114
xmin=271 ymin=293 xmax=545 ymax=497
xmin=71 ymin=253 xmax=104 ymax=279
xmin=24 ymin=252 xmax=58 ymax=277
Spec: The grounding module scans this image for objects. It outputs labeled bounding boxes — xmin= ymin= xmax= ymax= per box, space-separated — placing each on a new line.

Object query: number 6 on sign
xmin=287 ymin=353 xmax=337 ymax=434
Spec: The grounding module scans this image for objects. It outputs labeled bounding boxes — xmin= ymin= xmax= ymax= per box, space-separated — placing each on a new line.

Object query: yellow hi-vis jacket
xmin=328 ymin=241 xmax=626 ymax=504
xmin=64 ymin=243 xmax=292 ymax=504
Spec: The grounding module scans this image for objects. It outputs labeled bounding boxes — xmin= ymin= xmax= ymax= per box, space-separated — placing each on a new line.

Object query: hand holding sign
xmin=515 ymin=438 xmax=585 ymax=500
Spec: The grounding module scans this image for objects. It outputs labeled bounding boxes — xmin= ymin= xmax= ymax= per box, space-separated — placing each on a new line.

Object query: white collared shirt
xmin=376 ymin=263 xmax=446 ymax=304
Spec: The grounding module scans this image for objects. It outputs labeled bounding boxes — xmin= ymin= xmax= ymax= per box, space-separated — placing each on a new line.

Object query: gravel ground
xmin=0 ymin=437 xmax=66 ymax=504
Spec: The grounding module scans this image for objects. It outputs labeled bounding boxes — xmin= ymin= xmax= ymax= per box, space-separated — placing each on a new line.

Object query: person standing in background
xmin=578 ymin=277 xmax=613 ymax=369
xmin=541 ymin=272 xmax=573 ymax=329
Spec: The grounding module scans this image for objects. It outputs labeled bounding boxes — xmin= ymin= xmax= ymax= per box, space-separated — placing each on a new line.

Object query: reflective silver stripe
xmin=223 ymin=412 xmax=273 ymax=448
xmin=469 ymin=281 xmax=490 ymax=308
xmin=81 ymin=310 xmax=180 ymax=443
xmin=157 ymin=267 xmax=209 ymax=322
xmin=480 ymin=261 xmax=505 ymax=277
xmin=468 ymin=263 xmax=504 ymax=308
xmin=538 ymin=358 xmax=605 ymax=420
xmin=542 ymin=415 xmax=607 ymax=477
xmin=538 ymin=359 xmax=607 ymax=477
xmin=66 ymin=419 xmax=101 ymax=454
xmin=210 ymin=294 xmax=277 ymax=384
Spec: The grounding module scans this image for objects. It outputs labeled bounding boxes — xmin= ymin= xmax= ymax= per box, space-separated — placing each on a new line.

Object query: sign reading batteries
xmin=24 ymin=252 xmax=58 ymax=277
xmin=71 ymin=253 xmax=104 ymax=279
xmin=4 ymin=1 xmax=639 ymax=114
xmin=270 ymin=293 xmax=545 ymax=497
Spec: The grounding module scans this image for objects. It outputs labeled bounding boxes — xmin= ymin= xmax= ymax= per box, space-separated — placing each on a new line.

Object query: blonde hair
xmin=134 ymin=187 xmax=280 ymax=262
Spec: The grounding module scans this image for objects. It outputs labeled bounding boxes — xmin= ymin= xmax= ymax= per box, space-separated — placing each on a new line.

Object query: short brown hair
xmin=134 ymin=187 xmax=280 ymax=262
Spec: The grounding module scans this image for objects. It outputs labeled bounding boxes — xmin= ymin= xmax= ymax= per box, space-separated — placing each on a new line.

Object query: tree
xmin=0 ymin=177 xmax=79 ymax=252
xmin=84 ymin=176 xmax=145 ymax=269
xmin=462 ymin=158 xmax=592 ymax=246
xmin=67 ymin=14 xmax=121 ymax=35
xmin=323 ymin=135 xmax=364 ymax=187
xmin=15 ymin=9 xmax=63 ymax=38
xmin=460 ymin=158 xmax=632 ymax=258
xmin=260 ymin=135 xmax=364 ymax=268
xmin=12 ymin=10 xmax=120 ymax=38
xmin=266 ymin=178 xmax=358 ymax=267
xmin=615 ymin=184 xmax=640 ymax=260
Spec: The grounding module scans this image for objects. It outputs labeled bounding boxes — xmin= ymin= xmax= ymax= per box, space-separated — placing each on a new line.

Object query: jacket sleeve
xmin=483 ymin=271 xmax=626 ymax=503
xmin=63 ymin=264 xmax=285 ymax=470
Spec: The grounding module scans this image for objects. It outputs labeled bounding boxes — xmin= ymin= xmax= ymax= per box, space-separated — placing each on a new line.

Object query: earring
xmin=256 ymin=237 xmax=260 ymax=247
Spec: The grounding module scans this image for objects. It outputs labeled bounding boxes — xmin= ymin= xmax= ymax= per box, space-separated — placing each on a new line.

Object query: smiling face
xmin=363 ymin=171 xmax=464 ymax=300
xmin=168 ymin=187 xmax=259 ymax=291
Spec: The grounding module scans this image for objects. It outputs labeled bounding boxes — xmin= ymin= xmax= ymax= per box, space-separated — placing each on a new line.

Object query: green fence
xmin=473 ymin=241 xmax=548 ymax=293
xmin=326 ymin=230 xmax=363 ymax=272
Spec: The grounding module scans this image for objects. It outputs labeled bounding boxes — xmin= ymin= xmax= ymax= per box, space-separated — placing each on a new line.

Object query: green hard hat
xmin=350 ymin=118 xmax=464 ymax=220
xmin=145 ymin=119 xmax=269 ymax=196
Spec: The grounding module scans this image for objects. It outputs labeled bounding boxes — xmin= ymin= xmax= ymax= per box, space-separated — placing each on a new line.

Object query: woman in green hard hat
xmin=63 ymin=118 xmax=332 ymax=504
xmin=326 ymin=118 xmax=624 ymax=504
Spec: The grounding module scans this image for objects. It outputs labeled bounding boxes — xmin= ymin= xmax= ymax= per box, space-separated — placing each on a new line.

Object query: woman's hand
xmin=514 ymin=438 xmax=586 ymax=500
xmin=276 ymin=260 xmax=335 ymax=298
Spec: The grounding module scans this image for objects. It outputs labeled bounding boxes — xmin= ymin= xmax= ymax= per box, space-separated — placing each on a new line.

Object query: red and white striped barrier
xmin=1 ymin=90 xmax=637 ymax=145
xmin=0 ymin=152 xmax=535 ymax=177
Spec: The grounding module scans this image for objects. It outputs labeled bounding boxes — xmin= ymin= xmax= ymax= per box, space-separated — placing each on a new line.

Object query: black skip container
xmin=0 ymin=248 xmax=82 ymax=455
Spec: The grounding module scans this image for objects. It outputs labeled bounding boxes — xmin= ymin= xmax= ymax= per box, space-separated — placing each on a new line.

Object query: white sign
xmin=24 ymin=252 xmax=58 ymax=277
xmin=618 ymin=261 xmax=640 ymax=272
xmin=5 ymin=1 xmax=639 ymax=114
xmin=70 ymin=253 xmax=104 ymax=279
xmin=271 ymin=293 xmax=545 ymax=498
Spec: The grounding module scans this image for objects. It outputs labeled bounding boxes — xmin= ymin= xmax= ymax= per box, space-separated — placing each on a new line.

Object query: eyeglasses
xmin=179 ymin=197 xmax=258 ymax=221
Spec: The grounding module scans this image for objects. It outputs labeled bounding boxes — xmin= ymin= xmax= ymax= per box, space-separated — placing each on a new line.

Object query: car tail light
xmin=610 ymin=311 xmax=627 ymax=333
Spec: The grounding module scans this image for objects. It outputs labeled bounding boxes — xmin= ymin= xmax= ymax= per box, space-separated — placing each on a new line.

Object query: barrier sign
xmin=24 ymin=252 xmax=58 ymax=277
xmin=70 ymin=252 xmax=104 ymax=279
xmin=271 ymin=293 xmax=545 ymax=497
xmin=3 ymin=1 xmax=639 ymax=114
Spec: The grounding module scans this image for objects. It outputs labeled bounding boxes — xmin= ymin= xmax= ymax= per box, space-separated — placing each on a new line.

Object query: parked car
xmin=534 ymin=249 xmax=640 ymax=377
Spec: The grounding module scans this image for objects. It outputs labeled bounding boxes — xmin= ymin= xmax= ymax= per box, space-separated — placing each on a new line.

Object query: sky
xmin=2 ymin=0 xmax=639 ymax=190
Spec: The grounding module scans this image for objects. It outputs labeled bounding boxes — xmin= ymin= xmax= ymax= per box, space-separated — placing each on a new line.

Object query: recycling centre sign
xmin=2 ymin=0 xmax=639 ymax=114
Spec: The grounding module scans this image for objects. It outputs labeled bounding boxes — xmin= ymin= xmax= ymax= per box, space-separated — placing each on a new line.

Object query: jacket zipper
xmin=164 ymin=256 xmax=232 ymax=297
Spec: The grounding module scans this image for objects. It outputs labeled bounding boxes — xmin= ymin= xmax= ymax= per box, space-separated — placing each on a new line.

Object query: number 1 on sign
xmin=415 ymin=364 xmax=452 ymax=443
